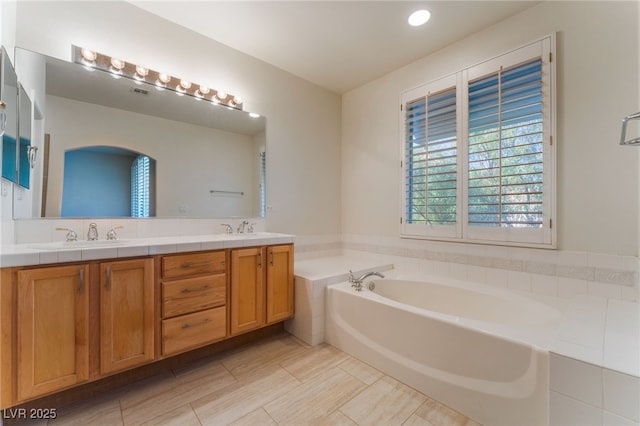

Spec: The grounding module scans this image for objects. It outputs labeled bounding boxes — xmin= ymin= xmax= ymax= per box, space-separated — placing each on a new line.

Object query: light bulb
xmin=195 ymin=85 xmax=210 ymax=99
xmin=176 ymin=80 xmax=191 ymax=96
xmin=134 ymin=65 xmax=149 ymax=81
xmin=109 ymin=57 xmax=125 ymax=77
xmin=81 ymin=48 xmax=97 ymax=62
xmin=80 ymin=48 xmax=97 ymax=67
xmin=110 ymin=58 xmax=125 ymax=70
xmin=155 ymin=73 xmax=171 ymax=90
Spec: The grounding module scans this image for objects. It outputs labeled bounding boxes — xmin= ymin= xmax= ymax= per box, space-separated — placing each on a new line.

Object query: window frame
xmin=400 ymin=35 xmax=556 ymax=248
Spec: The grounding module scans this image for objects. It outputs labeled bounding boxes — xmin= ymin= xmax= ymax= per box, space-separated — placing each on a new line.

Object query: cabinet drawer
xmin=162 ymin=251 xmax=225 ymax=279
xmin=162 ymin=307 xmax=226 ymax=356
xmin=162 ymin=274 xmax=226 ymax=318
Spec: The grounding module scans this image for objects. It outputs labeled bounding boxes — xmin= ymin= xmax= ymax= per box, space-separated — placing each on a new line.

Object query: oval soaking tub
xmin=325 ymin=276 xmax=565 ymax=426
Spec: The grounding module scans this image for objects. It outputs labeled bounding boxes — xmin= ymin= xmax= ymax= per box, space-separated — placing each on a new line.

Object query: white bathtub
xmin=325 ymin=276 xmax=565 ymax=426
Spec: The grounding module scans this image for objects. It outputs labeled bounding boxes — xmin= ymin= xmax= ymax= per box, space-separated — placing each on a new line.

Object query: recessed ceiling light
xmin=408 ymin=9 xmax=431 ymax=27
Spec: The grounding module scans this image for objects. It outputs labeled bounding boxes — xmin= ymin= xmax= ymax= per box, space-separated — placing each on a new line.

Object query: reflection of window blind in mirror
xmin=132 ymin=155 xmax=151 ymax=218
xmin=260 ymin=151 xmax=266 ymax=217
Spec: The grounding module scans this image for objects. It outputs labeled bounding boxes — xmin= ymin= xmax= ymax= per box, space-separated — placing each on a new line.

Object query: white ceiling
xmin=130 ymin=1 xmax=539 ymax=94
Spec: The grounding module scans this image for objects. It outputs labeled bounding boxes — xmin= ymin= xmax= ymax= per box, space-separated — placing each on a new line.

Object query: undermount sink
xmin=28 ymin=239 xmax=130 ymax=250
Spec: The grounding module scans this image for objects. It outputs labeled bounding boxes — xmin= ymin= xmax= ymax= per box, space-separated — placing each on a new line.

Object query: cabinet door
xmin=266 ymin=244 xmax=294 ymax=324
xmin=100 ymin=258 xmax=154 ymax=375
xmin=16 ymin=265 xmax=90 ymax=401
xmin=230 ymin=247 xmax=265 ymax=335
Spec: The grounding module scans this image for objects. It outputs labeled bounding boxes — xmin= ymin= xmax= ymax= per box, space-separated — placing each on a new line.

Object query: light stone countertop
xmin=0 ymin=232 xmax=295 ymax=268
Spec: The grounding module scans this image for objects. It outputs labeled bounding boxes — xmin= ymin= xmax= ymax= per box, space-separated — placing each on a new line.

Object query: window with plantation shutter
xmin=467 ymin=58 xmax=544 ymax=228
xmin=402 ymin=74 xmax=461 ymax=239
xmin=401 ymin=36 xmax=555 ymax=247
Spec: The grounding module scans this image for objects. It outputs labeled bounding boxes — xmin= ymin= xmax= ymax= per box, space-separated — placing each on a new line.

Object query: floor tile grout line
xmin=188 ymin=402 xmax=203 ymax=426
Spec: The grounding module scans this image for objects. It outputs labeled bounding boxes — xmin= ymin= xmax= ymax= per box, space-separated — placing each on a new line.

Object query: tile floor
xmin=11 ymin=333 xmax=480 ymax=426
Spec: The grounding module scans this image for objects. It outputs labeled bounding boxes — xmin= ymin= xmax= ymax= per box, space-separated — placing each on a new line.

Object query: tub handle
xmin=348 ymin=270 xmax=356 ymax=287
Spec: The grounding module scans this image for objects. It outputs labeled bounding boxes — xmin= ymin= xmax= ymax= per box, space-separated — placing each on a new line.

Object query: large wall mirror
xmin=13 ymin=47 xmax=266 ymax=219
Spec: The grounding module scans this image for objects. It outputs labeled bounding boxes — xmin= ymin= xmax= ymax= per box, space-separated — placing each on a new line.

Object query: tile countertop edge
xmin=0 ymin=233 xmax=296 ymax=267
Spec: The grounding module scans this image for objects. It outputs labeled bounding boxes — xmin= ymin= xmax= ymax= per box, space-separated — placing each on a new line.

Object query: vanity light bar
xmin=71 ymin=45 xmax=243 ymax=110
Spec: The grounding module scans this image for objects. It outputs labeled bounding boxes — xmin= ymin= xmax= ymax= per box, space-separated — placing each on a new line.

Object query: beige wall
xmin=8 ymin=1 xmax=640 ymax=256
xmin=342 ymin=1 xmax=639 ymax=256
xmin=13 ymin=0 xmax=342 ymax=236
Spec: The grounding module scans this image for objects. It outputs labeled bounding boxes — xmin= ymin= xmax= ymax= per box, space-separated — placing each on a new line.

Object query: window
xmin=401 ymin=37 xmax=555 ymax=247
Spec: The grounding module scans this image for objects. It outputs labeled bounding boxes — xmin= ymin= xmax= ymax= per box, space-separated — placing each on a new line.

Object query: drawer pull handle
xmin=181 ymin=261 xmax=215 ymax=269
xmin=181 ymin=284 xmax=211 ymax=294
xmin=182 ymin=318 xmax=211 ymax=329
xmin=78 ymin=269 xmax=85 ymax=294
xmin=105 ymin=267 xmax=111 ymax=290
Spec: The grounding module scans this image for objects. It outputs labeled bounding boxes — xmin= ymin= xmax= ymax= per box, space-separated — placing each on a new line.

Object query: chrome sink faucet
xmin=237 ymin=220 xmax=249 ymax=234
xmin=106 ymin=226 xmax=124 ymax=240
xmin=221 ymin=224 xmax=233 ymax=234
xmin=349 ymin=270 xmax=385 ymax=291
xmin=87 ymin=223 xmax=98 ymax=241
xmin=56 ymin=227 xmax=78 ymax=242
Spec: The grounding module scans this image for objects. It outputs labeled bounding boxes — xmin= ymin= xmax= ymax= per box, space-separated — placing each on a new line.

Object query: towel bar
xmin=620 ymin=112 xmax=640 ymax=145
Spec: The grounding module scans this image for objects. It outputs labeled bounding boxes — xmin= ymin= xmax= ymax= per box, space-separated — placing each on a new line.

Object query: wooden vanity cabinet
xmin=266 ymin=244 xmax=295 ymax=324
xmin=230 ymin=247 xmax=266 ymax=335
xmin=160 ymin=251 xmax=228 ymax=356
xmin=5 ymin=258 xmax=155 ymax=404
xmin=0 ymin=241 xmax=292 ymax=409
xmin=100 ymin=258 xmax=155 ymax=375
xmin=15 ymin=264 xmax=90 ymax=401
xmin=230 ymin=244 xmax=294 ymax=336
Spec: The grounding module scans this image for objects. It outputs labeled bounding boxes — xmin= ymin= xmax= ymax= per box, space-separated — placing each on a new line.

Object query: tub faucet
xmin=351 ymin=271 xmax=385 ymax=291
